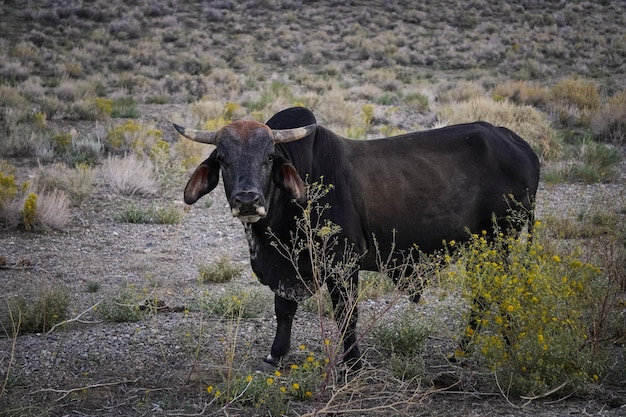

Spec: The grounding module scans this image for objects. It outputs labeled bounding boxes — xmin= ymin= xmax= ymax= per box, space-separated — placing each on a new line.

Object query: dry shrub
xmin=101 ymin=154 xmax=158 ymax=196
xmin=35 ymin=162 xmax=95 ymax=206
xmin=190 ymin=99 xmax=225 ymax=125
xmin=0 ymin=167 xmax=71 ymax=231
xmin=0 ymin=104 xmax=53 ymax=158
xmin=437 ymin=80 xmax=485 ymax=104
xmin=492 ymin=81 xmax=548 ymax=106
xmin=105 ymin=120 xmax=162 ymax=155
xmin=175 ymin=137 xmax=211 ymax=171
xmin=550 ymin=76 xmax=600 ymax=110
xmin=591 ymin=91 xmax=626 ymax=144
xmin=34 ymin=188 xmax=71 ymax=230
xmin=549 ymin=76 xmax=600 ymax=128
xmin=314 ymin=88 xmax=360 ymax=129
xmin=349 ymin=83 xmax=384 ymax=101
xmin=438 ymin=97 xmax=558 ymax=159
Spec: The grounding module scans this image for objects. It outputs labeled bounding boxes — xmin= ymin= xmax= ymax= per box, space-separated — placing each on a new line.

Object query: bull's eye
xmin=217 ymin=154 xmax=225 ymax=163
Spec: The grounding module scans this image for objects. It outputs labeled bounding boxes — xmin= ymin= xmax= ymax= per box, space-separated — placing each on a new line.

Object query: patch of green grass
xmin=113 ymin=203 xmax=183 ymax=224
xmin=96 ymin=284 xmax=145 ymax=323
xmin=111 ymin=97 xmax=139 ymax=118
xmin=197 ymin=288 xmax=265 ymax=319
xmin=371 ymin=310 xmax=431 ymax=380
xmin=86 ymin=281 xmax=101 ymax=293
xmin=2 ymin=286 xmax=69 ymax=335
xmin=113 ymin=204 xmax=152 ymax=223
xmin=197 ymin=256 xmax=243 ymax=284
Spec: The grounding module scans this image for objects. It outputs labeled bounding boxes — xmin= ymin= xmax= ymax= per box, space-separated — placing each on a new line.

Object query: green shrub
xmin=199 ymin=288 xmax=263 ymax=319
xmin=208 ymin=346 xmax=325 ymax=414
xmin=97 ymin=284 xmax=145 ymax=323
xmin=105 ymin=120 xmax=162 ymax=155
xmin=111 ymin=97 xmax=139 ymax=118
xmin=113 ymin=203 xmax=183 ymax=224
xmin=113 ymin=204 xmax=153 ymax=223
xmin=371 ymin=310 xmax=430 ymax=380
xmin=2 ymin=286 xmax=69 ymax=335
xmin=151 ymin=204 xmax=183 ymax=224
xmin=67 ymin=97 xmax=113 ymax=121
xmin=403 ymin=92 xmax=430 ymax=112
xmin=197 ymin=256 xmax=244 ymax=284
xmin=86 ymin=281 xmax=101 ymax=293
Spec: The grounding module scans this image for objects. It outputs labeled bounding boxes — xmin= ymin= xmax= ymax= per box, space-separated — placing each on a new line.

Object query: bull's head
xmin=174 ymin=120 xmax=316 ymax=223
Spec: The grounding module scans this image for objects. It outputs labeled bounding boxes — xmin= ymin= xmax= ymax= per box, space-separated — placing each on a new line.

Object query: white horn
xmin=272 ymin=124 xmax=316 ymax=143
xmin=173 ymin=124 xmax=218 ymax=145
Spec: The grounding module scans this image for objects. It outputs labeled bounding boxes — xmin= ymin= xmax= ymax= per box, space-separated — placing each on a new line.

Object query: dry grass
xmin=437 ymin=95 xmax=559 ymax=159
xmin=34 ymin=188 xmax=71 ymax=230
xmin=35 ymin=163 xmax=95 ymax=206
xmin=591 ymin=90 xmax=626 ymax=144
xmin=101 ymin=154 xmax=158 ymax=196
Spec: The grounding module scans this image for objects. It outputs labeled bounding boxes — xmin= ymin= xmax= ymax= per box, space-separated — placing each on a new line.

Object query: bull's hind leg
xmin=257 ymin=294 xmax=298 ymax=371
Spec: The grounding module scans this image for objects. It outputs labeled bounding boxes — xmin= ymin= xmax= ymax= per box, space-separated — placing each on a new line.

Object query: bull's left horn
xmin=173 ymin=124 xmax=218 ymax=145
xmin=272 ymin=124 xmax=316 ymax=143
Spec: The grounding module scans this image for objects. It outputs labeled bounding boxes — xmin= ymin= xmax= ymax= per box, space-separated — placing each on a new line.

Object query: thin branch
xmin=0 ymin=304 xmax=21 ymax=399
xmin=46 ymin=300 xmax=103 ymax=335
xmin=33 ymin=377 xmax=140 ymax=402
xmin=519 ymin=381 xmax=569 ymax=407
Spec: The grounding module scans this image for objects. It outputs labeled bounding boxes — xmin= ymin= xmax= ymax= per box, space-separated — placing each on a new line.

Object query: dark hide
xmin=182 ymin=107 xmax=540 ymax=371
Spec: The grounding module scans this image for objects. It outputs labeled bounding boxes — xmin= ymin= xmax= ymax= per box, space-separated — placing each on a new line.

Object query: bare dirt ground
xmin=1 ymin=161 xmax=625 ymax=416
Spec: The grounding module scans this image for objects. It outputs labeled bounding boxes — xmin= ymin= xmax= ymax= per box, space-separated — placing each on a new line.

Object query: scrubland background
xmin=0 ymin=1 xmax=625 ymax=416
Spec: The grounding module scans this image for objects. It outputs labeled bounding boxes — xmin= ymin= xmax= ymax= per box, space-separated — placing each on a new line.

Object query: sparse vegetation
xmin=113 ymin=203 xmax=183 ymax=224
xmin=441 ymin=225 xmax=618 ymax=397
xmin=197 ymin=256 xmax=244 ymax=284
xmin=96 ymin=284 xmax=146 ymax=323
xmin=2 ymin=286 xmax=69 ymax=335
xmin=1 ymin=0 xmax=625 ymax=415
xmin=101 ymin=154 xmax=158 ymax=196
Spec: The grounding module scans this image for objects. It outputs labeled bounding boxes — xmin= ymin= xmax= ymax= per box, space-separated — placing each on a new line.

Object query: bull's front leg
xmin=258 ymin=293 xmax=298 ymax=371
xmin=327 ymin=274 xmax=362 ymax=371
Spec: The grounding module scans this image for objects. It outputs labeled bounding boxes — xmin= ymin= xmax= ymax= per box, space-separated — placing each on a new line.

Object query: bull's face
xmin=175 ymin=120 xmax=315 ymax=223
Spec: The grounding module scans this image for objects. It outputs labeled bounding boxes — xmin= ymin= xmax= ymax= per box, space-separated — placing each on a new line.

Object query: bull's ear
xmin=272 ymin=157 xmax=306 ymax=203
xmin=184 ymin=150 xmax=220 ymax=205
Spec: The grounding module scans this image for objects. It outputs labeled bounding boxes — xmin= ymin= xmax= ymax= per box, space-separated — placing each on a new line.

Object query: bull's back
xmin=343 ymin=122 xmax=539 ymax=260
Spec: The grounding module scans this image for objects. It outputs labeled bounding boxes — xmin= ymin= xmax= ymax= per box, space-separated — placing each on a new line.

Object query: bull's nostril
xmin=234 ymin=191 xmax=262 ymax=209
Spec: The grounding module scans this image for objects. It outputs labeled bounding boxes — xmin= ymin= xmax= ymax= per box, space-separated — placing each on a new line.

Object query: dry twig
xmin=33 ymin=377 xmax=141 ymax=402
xmin=45 ymin=300 xmax=103 ymax=335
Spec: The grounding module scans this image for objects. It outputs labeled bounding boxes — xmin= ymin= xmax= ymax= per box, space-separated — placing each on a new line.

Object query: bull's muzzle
xmin=231 ymin=191 xmax=266 ymax=223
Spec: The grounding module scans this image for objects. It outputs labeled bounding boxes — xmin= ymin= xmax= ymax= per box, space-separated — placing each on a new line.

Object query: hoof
xmin=335 ymin=359 xmax=363 ymax=385
xmin=255 ymin=354 xmax=280 ymax=373
xmin=255 ymin=360 xmax=277 ymax=373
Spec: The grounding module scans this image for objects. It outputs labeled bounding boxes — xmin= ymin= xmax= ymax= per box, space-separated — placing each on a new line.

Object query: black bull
xmin=175 ymin=107 xmax=540 ymax=371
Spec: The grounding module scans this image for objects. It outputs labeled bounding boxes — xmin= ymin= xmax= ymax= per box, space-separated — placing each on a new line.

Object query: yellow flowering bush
xmin=209 ymin=346 xmax=324 ymax=414
xmin=22 ymin=193 xmax=38 ymax=230
xmin=0 ymin=169 xmax=18 ymax=208
xmin=105 ymin=120 xmax=163 ymax=155
xmin=451 ymin=225 xmax=608 ymax=396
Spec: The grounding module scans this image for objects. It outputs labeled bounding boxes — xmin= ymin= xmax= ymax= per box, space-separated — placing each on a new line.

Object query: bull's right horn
xmin=272 ymin=124 xmax=317 ymax=143
xmin=173 ymin=124 xmax=218 ymax=145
